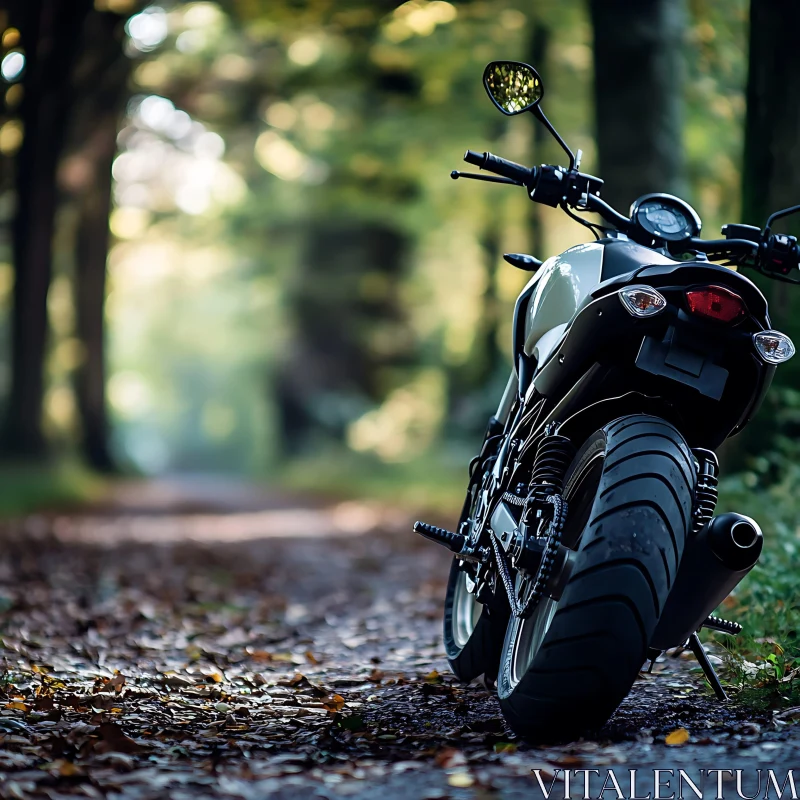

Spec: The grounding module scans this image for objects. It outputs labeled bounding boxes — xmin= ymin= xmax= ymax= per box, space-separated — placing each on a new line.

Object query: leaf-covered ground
xmin=0 ymin=478 xmax=798 ymax=799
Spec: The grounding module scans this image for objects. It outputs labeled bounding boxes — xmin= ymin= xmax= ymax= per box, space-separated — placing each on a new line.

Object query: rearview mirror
xmin=483 ymin=61 xmax=543 ymax=116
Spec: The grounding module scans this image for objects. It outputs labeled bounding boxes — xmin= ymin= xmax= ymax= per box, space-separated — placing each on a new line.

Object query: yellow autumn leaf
xmin=448 ymin=773 xmax=475 ymax=788
xmin=424 ymin=669 xmax=442 ymax=683
xmin=5 ymin=702 xmax=28 ymax=712
xmin=665 ymin=727 xmax=690 ymax=745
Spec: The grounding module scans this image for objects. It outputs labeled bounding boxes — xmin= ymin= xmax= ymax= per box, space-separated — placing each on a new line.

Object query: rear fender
xmin=557 ymin=392 xmax=682 ymax=447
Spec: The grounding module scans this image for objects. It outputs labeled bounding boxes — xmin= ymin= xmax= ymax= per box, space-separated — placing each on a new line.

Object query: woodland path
xmin=0 ymin=477 xmax=798 ymax=799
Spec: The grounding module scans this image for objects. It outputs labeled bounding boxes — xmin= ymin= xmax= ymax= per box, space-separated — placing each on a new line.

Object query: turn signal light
xmin=618 ymin=285 xmax=667 ymax=317
xmin=685 ymin=285 xmax=746 ymax=323
xmin=753 ymin=330 xmax=795 ymax=364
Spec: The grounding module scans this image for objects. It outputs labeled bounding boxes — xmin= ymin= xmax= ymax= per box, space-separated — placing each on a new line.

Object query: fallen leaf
xmin=51 ymin=759 xmax=85 ymax=777
xmin=94 ymin=722 xmax=146 ymax=755
xmin=435 ymin=747 xmax=466 ymax=768
xmin=322 ymin=694 xmax=345 ymax=712
xmin=553 ymin=754 xmax=583 ymax=766
xmin=423 ymin=670 xmax=442 ymax=684
xmin=665 ymin=727 xmax=690 ymax=746
xmin=108 ymin=671 xmax=126 ymax=693
xmin=272 ymin=652 xmax=295 ymax=663
xmin=448 ymin=772 xmax=474 ymax=788
xmin=247 ymin=649 xmax=273 ymax=662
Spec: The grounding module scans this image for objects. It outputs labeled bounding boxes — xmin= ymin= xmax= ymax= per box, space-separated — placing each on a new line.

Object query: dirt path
xmin=0 ymin=478 xmax=797 ymax=799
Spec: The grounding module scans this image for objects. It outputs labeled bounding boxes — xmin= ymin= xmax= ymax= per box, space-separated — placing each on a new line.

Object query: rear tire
xmin=497 ymin=414 xmax=696 ymax=740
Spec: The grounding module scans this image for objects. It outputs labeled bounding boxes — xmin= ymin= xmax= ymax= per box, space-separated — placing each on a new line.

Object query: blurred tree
xmin=65 ymin=9 xmax=132 ymax=470
xmin=527 ymin=20 xmax=550 ymax=257
xmin=589 ymin=0 xmax=687 ymax=212
xmin=742 ymin=0 xmax=800 ymax=233
xmin=4 ymin=0 xmax=94 ymax=456
xmin=717 ymin=0 xmax=800 ymax=470
xmin=741 ymin=0 xmax=800 ymax=389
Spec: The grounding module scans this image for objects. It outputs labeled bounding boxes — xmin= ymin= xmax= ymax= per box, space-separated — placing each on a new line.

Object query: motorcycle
xmin=413 ymin=61 xmax=799 ymax=740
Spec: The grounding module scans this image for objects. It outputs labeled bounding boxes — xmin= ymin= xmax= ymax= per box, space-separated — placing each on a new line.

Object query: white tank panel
xmin=522 ymin=242 xmax=605 ymax=358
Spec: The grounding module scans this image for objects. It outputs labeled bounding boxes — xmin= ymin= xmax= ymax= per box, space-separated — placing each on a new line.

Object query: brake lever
xmin=450 ymin=170 xmax=522 ymax=186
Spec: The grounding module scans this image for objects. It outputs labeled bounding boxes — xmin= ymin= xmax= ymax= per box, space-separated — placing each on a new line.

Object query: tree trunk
xmin=719 ymin=0 xmax=800 ymax=470
xmin=741 ymin=0 xmax=800 ymax=329
xmin=67 ymin=10 xmax=130 ymax=471
xmin=5 ymin=0 xmax=93 ymax=457
xmin=74 ymin=124 xmax=116 ymax=471
xmin=589 ymin=0 xmax=686 ymax=213
xmin=529 ymin=22 xmax=550 ymax=258
xmin=742 ymin=1 xmax=800 ymax=230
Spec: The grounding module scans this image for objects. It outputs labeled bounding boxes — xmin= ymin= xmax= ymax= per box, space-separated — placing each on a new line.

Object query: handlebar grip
xmin=463 ymin=150 xmax=534 ymax=185
xmin=463 ymin=150 xmax=485 ymax=168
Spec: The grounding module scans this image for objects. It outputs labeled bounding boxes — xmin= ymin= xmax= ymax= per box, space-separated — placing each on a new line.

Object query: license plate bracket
xmin=635 ymin=327 xmax=728 ymax=400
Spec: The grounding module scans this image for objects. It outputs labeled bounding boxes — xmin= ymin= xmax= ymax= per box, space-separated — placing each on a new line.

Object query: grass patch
xmin=708 ymin=470 xmax=800 ymax=709
xmin=0 ymin=460 xmax=105 ymax=518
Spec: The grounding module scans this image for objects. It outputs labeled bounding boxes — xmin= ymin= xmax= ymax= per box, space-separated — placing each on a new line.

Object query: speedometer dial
xmin=630 ymin=193 xmax=702 ymax=243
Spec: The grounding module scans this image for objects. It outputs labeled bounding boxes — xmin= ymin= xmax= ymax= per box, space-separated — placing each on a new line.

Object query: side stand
xmin=688 ymin=632 xmax=727 ymax=701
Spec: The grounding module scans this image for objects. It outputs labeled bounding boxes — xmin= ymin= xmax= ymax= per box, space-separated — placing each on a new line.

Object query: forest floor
xmin=0 ymin=478 xmax=798 ymax=800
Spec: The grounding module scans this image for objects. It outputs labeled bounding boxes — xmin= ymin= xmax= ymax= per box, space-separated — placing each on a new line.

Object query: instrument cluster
xmin=631 ymin=194 xmax=702 ymax=243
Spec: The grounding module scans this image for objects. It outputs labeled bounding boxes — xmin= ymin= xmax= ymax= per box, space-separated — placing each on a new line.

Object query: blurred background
xmin=0 ymin=0 xmax=798 ymax=517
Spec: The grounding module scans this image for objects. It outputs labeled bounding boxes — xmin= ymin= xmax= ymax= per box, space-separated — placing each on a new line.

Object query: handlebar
xmin=583 ymin=193 xmax=632 ymax=233
xmin=463 ymin=150 xmax=536 ymax=186
xmin=678 ymin=237 xmax=759 ymax=257
xmin=460 ymin=148 xmax=800 ymax=282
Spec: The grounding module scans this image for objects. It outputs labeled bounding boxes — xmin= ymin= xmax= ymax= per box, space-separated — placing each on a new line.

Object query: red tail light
xmin=685 ymin=285 xmax=747 ymax=323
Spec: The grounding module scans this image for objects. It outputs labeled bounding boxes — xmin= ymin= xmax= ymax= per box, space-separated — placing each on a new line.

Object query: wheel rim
xmin=451 ymin=567 xmax=481 ymax=649
xmin=508 ymin=587 xmax=557 ymax=686
xmin=499 ymin=442 xmax=605 ymax=696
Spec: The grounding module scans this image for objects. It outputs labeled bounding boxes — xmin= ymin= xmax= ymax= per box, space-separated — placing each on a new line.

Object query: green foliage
xmin=707 ymin=389 xmax=800 ymax=707
xmin=0 ymin=462 xmax=103 ymax=518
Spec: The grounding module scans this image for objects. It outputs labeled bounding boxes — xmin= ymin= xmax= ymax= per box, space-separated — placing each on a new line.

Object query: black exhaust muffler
xmin=650 ymin=512 xmax=763 ymax=650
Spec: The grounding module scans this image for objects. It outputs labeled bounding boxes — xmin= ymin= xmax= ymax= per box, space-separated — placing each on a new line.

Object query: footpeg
xmin=701 ymin=614 xmax=742 ymax=635
xmin=413 ymin=521 xmax=466 ymax=553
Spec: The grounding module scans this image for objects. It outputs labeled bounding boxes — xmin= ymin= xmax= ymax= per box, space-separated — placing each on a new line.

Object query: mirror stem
xmin=530 ymin=105 xmax=575 ymax=171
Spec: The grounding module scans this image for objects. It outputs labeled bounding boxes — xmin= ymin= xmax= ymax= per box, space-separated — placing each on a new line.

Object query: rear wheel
xmin=497 ymin=414 xmax=696 ymax=740
xmin=443 ymin=479 xmax=509 ymax=682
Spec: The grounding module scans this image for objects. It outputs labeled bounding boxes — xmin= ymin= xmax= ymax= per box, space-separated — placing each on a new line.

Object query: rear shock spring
xmin=692 ymin=448 xmax=719 ymax=535
xmin=528 ymin=425 xmax=576 ymax=505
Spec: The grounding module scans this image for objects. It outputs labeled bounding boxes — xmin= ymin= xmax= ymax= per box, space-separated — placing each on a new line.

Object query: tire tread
xmin=498 ymin=414 xmax=696 ymax=740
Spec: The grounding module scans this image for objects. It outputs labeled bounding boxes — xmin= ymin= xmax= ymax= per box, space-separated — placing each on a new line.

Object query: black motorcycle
xmin=414 ymin=61 xmax=798 ymax=740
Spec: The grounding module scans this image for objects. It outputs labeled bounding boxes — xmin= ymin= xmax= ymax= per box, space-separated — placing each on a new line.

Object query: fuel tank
xmin=520 ymin=242 xmax=605 ymax=363
xmin=516 ymin=239 xmax=681 ymax=367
